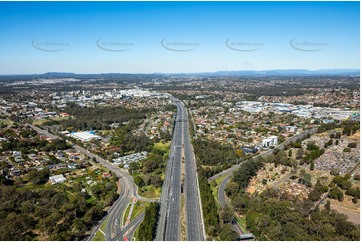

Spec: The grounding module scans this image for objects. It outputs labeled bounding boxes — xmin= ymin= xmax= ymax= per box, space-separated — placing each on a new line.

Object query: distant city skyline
xmin=0 ymin=1 xmax=359 ymax=74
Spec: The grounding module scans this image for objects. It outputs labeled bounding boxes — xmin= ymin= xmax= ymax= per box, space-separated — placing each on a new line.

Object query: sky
xmin=0 ymin=1 xmax=359 ymax=74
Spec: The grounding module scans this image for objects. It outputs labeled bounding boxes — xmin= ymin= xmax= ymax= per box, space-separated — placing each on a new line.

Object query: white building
xmin=49 ymin=174 xmax=67 ymax=185
xmin=68 ymin=131 xmax=101 ymax=142
xmin=262 ymin=136 xmax=278 ymax=147
xmin=285 ymin=126 xmax=298 ymax=133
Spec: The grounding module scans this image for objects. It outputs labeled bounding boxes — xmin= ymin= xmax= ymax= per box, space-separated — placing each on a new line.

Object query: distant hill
xmin=161 ymin=69 xmax=360 ymax=77
xmin=0 ymin=69 xmax=359 ymax=80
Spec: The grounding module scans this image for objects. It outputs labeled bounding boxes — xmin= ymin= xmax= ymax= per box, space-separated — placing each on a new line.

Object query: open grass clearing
xmin=138 ymin=185 xmax=161 ymax=198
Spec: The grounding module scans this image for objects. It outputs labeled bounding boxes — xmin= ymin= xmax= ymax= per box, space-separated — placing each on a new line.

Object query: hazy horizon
xmin=0 ymin=68 xmax=360 ymax=76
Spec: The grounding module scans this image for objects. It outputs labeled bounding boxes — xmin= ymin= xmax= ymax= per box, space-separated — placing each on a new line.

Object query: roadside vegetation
xmin=137 ymin=202 xmax=160 ymax=241
xmin=128 ymin=141 xmax=170 ymax=198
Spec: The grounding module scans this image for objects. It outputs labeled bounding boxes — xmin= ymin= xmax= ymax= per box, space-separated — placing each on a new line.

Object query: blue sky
xmin=0 ymin=1 xmax=359 ymax=74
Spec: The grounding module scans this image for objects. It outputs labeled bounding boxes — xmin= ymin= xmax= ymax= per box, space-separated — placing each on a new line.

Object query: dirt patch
xmin=246 ymin=186 xmax=256 ymax=194
xmin=349 ymin=130 xmax=360 ymax=141
xmin=326 ymin=196 xmax=360 ymax=225
xmin=331 ymin=202 xmax=360 ymax=224
xmin=330 ymin=195 xmax=360 ymax=212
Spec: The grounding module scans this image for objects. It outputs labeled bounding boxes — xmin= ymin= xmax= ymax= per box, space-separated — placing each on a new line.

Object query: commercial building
xmin=68 ymin=131 xmax=101 ymax=142
xmin=262 ymin=136 xmax=278 ymax=147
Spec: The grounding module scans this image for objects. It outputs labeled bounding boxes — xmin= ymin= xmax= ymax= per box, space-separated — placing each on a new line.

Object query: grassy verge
xmin=154 ymin=141 xmax=171 ymax=150
xmin=100 ymin=217 xmax=108 ymax=232
xmin=209 ymin=173 xmax=230 ymax=205
xmin=210 ymin=184 xmax=219 ymax=204
xmin=131 ymin=201 xmax=148 ymax=221
xmin=92 ymin=230 xmax=105 ymax=241
xmin=92 ymin=216 xmax=109 ymax=241
xmin=236 ymin=216 xmax=248 ymax=233
xmin=123 ymin=203 xmax=132 ymax=225
xmin=133 ymin=225 xmax=140 ymax=241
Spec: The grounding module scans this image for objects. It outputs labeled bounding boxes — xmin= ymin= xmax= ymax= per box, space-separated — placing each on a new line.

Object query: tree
xmin=329 ymin=187 xmax=344 ymax=201
xmin=149 ymin=175 xmax=162 ymax=187
xmin=296 ymin=148 xmax=304 ymax=160
xmin=142 ymin=159 xmax=159 ymax=173
xmin=346 ymin=187 xmax=360 ymax=202
xmin=310 ymin=162 xmax=315 ymax=171
xmin=219 ymin=205 xmax=235 ymax=224
xmin=128 ymin=162 xmax=139 ymax=174
xmin=232 ymin=158 xmax=264 ymax=190
xmin=325 ymin=200 xmax=331 ymax=210
xmin=138 ymin=203 xmax=160 ymax=241
xmin=134 ymin=176 xmax=145 ymax=187
xmin=299 ymin=172 xmax=312 ymax=187
xmin=219 ymin=223 xmax=239 ymax=241
xmin=27 ymin=168 xmax=50 ymax=185
xmin=340 ymin=180 xmax=352 ymax=190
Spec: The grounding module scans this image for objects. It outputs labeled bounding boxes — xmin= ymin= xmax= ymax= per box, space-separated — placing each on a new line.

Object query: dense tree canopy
xmin=245 ymin=189 xmax=359 ymax=241
xmin=138 ymin=202 xmax=160 ymax=241
xmin=59 ymin=105 xmax=150 ymax=131
xmin=193 ymin=138 xmax=238 ymax=166
xmin=0 ymin=175 xmax=117 ymax=240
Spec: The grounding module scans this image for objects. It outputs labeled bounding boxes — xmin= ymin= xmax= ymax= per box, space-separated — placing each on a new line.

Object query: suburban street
xmin=217 ymin=174 xmax=231 ymax=208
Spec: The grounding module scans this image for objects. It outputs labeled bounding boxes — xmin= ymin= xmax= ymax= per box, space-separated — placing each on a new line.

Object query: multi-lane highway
xmin=156 ymin=100 xmax=205 ymax=241
xmin=156 ymin=101 xmax=183 ymax=241
xmin=182 ymin=104 xmax=205 ymax=241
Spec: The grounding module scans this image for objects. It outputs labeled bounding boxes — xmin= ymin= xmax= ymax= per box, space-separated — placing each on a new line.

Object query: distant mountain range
xmin=0 ymin=69 xmax=359 ymax=80
xmin=160 ymin=69 xmax=360 ymax=77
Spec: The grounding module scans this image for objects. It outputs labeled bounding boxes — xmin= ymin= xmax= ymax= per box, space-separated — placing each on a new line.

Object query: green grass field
xmin=139 ymin=185 xmax=161 ymax=198
xmin=154 ymin=141 xmax=171 ymax=151
xmin=32 ymin=116 xmax=70 ymax=126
